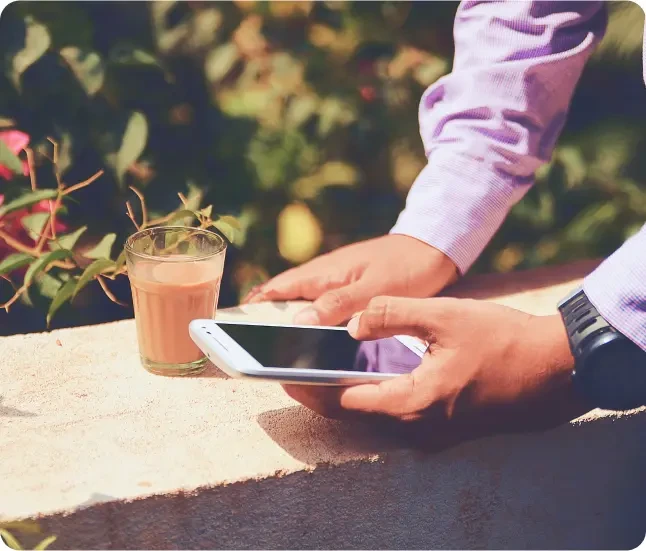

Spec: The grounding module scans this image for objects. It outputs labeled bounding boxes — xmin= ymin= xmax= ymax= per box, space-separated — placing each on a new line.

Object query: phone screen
xmin=217 ymin=323 xmax=423 ymax=374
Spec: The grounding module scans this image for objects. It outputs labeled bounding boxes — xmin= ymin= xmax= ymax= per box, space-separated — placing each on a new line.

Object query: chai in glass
xmin=125 ymin=227 xmax=226 ymax=376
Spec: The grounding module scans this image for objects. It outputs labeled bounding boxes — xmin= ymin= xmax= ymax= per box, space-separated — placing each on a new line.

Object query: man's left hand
xmin=283 ymin=296 xmax=592 ymax=447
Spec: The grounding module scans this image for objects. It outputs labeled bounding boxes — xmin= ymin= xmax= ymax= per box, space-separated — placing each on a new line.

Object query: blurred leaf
xmin=112 ymin=112 xmax=148 ymax=186
xmin=183 ymin=183 xmax=203 ymax=211
xmin=36 ymin=272 xmax=63 ymax=299
xmin=34 ymin=536 xmax=57 ymax=550
xmin=625 ymin=223 xmax=644 ymax=239
xmin=556 ymin=146 xmax=586 ymax=188
xmin=563 ymin=202 xmax=619 ymax=243
xmin=51 ymin=226 xmax=87 ymax=251
xmin=0 ymin=190 xmax=58 ymax=217
xmin=60 ymin=47 xmax=105 ymax=95
xmin=218 ymin=88 xmax=275 ymax=118
xmin=0 ymin=117 xmax=16 ymax=128
xmin=0 ymin=140 xmax=24 ymax=175
xmin=0 ymin=253 xmax=33 ymax=276
xmin=21 ymin=213 xmax=49 ymax=242
xmin=210 ymin=218 xmax=239 ymax=245
xmin=286 ymin=94 xmax=319 ymax=129
xmin=73 ymin=258 xmax=114 ymax=299
xmin=10 ymin=17 xmax=51 ymax=87
xmin=248 ymin=128 xmax=318 ymax=190
xmin=114 ymin=249 xmax=127 ymax=271
xmin=215 ymin=214 xmax=241 ymax=230
xmin=0 ymin=529 xmax=22 ymax=550
xmin=83 ymin=233 xmax=116 ymax=260
xmin=0 ymin=521 xmax=42 ymax=535
xmin=24 ymin=249 xmax=72 ymax=287
xmin=110 ymin=45 xmax=161 ymax=68
xmin=413 ymin=57 xmax=448 ymax=86
xmin=167 ymin=209 xmax=198 ymax=225
xmin=205 ymin=43 xmax=240 ymax=83
xmin=595 ymin=2 xmax=644 ymax=60
xmin=318 ymin=97 xmax=356 ymax=137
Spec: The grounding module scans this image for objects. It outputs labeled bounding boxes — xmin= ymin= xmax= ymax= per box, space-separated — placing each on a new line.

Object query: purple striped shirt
xmin=390 ymin=1 xmax=646 ymax=351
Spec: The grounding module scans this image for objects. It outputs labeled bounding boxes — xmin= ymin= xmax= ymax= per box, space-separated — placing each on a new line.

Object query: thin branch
xmin=0 ymin=286 xmax=25 ymax=312
xmin=35 ymin=194 xmax=62 ymax=253
xmin=48 ymin=199 xmax=57 ymax=240
xmin=24 ymin=148 xmax=37 ymax=191
xmin=147 ymin=212 xmax=175 ymax=227
xmin=126 ymin=201 xmax=140 ymax=231
xmin=97 ymin=276 xmax=128 ymax=307
xmin=46 ymin=137 xmax=63 ymax=189
xmin=63 ymin=170 xmax=104 ymax=195
xmin=128 ymin=186 xmax=148 ymax=228
xmin=0 ymin=230 xmax=36 ymax=256
xmin=178 ymin=192 xmax=188 ymax=206
xmin=0 ymin=274 xmax=16 ymax=289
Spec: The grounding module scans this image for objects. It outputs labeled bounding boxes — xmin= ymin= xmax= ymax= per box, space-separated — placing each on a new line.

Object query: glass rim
xmin=124 ymin=226 xmax=227 ymax=262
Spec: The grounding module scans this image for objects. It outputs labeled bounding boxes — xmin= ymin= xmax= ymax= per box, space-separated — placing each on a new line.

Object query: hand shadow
xmin=256 ymin=405 xmax=404 ymax=465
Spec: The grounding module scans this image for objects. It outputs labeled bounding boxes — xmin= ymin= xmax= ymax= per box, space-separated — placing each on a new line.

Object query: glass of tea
xmin=125 ymin=226 xmax=227 ymax=376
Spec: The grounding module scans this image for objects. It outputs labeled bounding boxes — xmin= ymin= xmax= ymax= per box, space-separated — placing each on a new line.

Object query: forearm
xmin=392 ymin=1 xmax=607 ymax=274
xmin=584 ymin=224 xmax=646 ymax=352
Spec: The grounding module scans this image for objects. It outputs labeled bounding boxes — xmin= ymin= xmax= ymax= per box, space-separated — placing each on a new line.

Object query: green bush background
xmin=0 ymin=0 xmax=645 ymax=334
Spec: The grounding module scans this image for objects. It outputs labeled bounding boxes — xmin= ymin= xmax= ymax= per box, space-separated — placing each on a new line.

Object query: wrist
xmin=535 ymin=313 xmax=576 ymax=373
xmin=387 ymin=234 xmax=459 ymax=286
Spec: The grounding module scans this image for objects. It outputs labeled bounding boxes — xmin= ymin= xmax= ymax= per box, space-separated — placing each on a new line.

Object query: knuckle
xmin=366 ymin=296 xmax=391 ymax=330
xmin=321 ymin=289 xmax=349 ymax=312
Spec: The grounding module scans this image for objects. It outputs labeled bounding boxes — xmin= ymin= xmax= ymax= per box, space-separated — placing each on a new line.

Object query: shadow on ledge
xmin=256 ymin=406 xmax=404 ymax=465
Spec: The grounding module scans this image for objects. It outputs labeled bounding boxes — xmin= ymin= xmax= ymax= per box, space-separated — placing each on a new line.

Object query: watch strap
xmin=557 ymin=288 xmax=615 ymax=359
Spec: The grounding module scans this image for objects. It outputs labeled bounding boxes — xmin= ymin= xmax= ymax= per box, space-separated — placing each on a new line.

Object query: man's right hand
xmin=242 ymin=234 xmax=459 ymax=326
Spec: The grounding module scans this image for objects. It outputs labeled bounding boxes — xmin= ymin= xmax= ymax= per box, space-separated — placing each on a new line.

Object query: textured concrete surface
xmin=1 ymin=260 xmax=645 ymax=549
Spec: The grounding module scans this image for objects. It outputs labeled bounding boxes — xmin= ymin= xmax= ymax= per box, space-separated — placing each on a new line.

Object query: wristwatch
xmin=558 ymin=286 xmax=646 ymax=411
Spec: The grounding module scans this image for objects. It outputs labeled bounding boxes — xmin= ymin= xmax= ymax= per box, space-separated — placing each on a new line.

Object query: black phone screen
xmin=217 ymin=323 xmax=422 ymax=374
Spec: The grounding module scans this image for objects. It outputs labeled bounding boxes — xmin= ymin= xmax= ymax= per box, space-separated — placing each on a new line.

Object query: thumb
xmin=348 ymin=296 xmax=442 ymax=341
xmin=294 ymin=281 xmax=372 ymax=326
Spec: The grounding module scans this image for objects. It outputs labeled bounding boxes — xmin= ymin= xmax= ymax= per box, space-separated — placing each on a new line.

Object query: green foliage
xmin=74 ymin=258 xmax=114 ymax=298
xmin=0 ymin=190 xmax=58 ymax=217
xmin=0 ymin=0 xmax=645 ymax=331
xmin=0 ymin=525 xmax=56 ymax=551
xmin=0 ymin=253 xmax=32 ymax=276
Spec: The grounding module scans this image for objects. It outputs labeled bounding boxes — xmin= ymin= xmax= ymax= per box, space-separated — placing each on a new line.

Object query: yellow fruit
xmin=277 ymin=203 xmax=323 ymax=264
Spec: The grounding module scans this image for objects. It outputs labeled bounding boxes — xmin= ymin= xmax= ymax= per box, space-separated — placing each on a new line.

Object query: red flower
xmin=0 ymin=130 xmax=30 ymax=180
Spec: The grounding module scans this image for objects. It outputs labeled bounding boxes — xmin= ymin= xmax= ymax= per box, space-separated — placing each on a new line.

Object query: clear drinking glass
xmin=125 ymin=226 xmax=227 ymax=376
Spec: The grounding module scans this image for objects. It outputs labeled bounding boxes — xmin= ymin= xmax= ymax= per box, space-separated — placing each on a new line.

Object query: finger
xmin=294 ymin=281 xmax=372 ymax=326
xmin=348 ymin=296 xmax=446 ymax=341
xmin=336 ymin=371 xmax=421 ymax=417
xmin=281 ymin=384 xmax=364 ymax=420
xmin=244 ymin=265 xmax=327 ymax=304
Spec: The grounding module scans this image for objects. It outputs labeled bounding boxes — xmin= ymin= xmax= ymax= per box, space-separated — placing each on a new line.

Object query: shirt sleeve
xmin=390 ymin=0 xmax=608 ymax=274
xmin=584 ymin=225 xmax=646 ymax=352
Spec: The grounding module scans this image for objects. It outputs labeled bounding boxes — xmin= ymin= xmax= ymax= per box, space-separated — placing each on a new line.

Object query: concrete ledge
xmin=1 ymin=261 xmax=645 ymax=549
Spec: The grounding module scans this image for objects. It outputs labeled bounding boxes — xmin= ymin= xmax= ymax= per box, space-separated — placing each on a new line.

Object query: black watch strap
xmin=557 ymin=287 xmax=615 ymax=358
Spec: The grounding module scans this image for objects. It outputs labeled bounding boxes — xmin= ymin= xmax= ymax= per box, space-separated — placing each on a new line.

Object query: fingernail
xmin=347 ymin=315 xmax=360 ymax=335
xmin=294 ymin=308 xmax=320 ymax=325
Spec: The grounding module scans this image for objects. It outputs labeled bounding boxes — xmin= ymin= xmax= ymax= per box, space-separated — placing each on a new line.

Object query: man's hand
xmin=283 ymin=296 xmax=591 ymax=447
xmin=242 ymin=235 xmax=458 ymax=326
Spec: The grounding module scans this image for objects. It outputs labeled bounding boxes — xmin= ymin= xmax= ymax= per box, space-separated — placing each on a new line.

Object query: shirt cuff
xmin=390 ymin=150 xmax=529 ymax=275
xmin=583 ymin=224 xmax=646 ymax=352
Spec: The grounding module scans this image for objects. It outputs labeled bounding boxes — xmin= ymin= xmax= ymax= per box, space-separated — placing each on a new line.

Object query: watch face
xmin=580 ymin=338 xmax=646 ymax=411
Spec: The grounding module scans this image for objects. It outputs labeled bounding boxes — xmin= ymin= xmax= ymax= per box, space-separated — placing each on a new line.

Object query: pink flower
xmin=0 ymin=130 xmax=30 ymax=180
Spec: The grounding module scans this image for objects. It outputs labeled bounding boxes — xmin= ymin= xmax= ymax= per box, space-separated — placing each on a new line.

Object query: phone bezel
xmin=189 ymin=319 xmax=425 ymax=385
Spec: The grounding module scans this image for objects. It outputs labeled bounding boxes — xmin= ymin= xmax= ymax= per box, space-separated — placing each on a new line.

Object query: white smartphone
xmin=189 ymin=319 xmax=428 ymax=385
